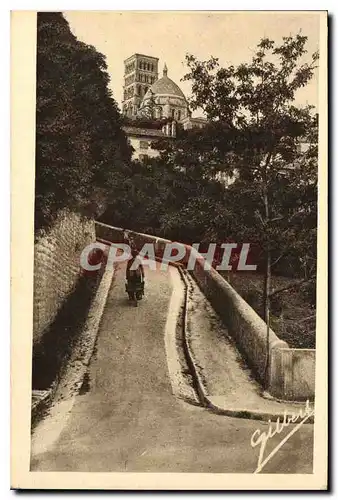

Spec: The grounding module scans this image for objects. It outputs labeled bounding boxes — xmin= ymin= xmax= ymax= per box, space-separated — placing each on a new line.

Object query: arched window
xmin=171 ymin=109 xmax=175 ymax=119
xmin=177 ymin=110 xmax=181 ymax=120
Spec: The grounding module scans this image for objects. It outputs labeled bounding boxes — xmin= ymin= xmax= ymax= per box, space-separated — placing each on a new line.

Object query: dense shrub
xmin=35 ymin=12 xmax=132 ymax=233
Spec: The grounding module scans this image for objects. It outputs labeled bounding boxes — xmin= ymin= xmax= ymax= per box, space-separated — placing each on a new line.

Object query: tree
xmin=100 ymin=150 xmax=230 ymax=245
xmin=35 ymin=12 xmax=132 ymax=233
xmin=138 ymin=90 xmax=159 ymax=119
xmin=178 ymin=35 xmax=318 ymax=382
xmin=154 ymin=121 xmax=236 ymax=181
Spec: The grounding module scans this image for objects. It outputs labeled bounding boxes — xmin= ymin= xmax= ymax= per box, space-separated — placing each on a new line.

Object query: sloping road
xmin=31 ymin=262 xmax=313 ymax=473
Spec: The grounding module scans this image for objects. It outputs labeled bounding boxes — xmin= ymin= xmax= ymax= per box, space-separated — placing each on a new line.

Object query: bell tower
xmin=122 ymin=54 xmax=159 ymax=119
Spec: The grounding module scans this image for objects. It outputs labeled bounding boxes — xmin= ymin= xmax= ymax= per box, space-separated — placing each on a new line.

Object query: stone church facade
xmin=121 ymin=53 xmax=207 ymax=161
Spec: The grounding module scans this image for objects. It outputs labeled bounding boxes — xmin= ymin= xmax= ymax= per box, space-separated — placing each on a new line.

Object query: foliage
xmin=100 ymin=156 xmax=229 ymax=242
xmin=181 ymin=35 xmax=318 ymax=310
xmin=35 ymin=12 xmax=132 ymax=233
xmin=123 ymin=116 xmax=169 ymax=130
xmin=154 ymin=121 xmax=236 ymax=180
xmin=101 ymin=34 xmax=320 ymax=356
xmin=137 ymin=90 xmax=157 ymax=119
xmin=103 ymin=34 xmax=319 ymax=314
xmin=222 ymin=272 xmax=316 ymax=349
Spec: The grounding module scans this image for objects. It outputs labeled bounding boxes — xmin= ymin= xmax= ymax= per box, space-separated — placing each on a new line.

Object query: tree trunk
xmin=262 ymin=250 xmax=272 ymax=387
xmin=262 ymin=182 xmax=271 ymax=387
xmin=263 ymin=250 xmax=271 ymax=324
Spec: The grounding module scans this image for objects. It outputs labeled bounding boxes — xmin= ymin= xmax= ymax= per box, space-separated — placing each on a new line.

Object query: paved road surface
xmin=31 ymin=262 xmax=313 ymax=473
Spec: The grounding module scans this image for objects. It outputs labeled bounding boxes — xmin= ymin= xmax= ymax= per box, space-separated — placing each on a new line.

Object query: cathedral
xmin=122 ymin=53 xmax=189 ymax=122
xmin=121 ymin=53 xmax=207 ymax=161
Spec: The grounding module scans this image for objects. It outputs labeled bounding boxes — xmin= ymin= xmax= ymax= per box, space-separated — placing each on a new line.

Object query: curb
xmin=178 ymin=267 xmax=314 ymax=424
xmin=164 ymin=267 xmax=200 ymax=406
xmin=32 ymin=263 xmax=115 ymax=426
xmin=178 ymin=267 xmax=209 ymax=406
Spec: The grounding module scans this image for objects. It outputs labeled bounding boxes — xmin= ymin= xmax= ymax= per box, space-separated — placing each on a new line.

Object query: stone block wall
xmin=33 ymin=211 xmax=95 ymax=346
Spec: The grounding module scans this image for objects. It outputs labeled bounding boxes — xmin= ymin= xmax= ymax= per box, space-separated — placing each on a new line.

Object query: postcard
xmin=11 ymin=10 xmax=328 ymax=490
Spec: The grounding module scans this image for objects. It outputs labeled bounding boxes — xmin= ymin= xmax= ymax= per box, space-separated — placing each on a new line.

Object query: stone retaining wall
xmin=34 ymin=211 xmax=95 ymax=346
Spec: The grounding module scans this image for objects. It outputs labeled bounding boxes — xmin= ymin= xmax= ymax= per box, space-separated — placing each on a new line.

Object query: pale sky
xmin=64 ymin=11 xmax=321 ymax=115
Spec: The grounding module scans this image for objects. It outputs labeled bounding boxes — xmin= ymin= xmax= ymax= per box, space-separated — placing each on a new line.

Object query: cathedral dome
xmin=139 ymin=64 xmax=188 ymax=121
xmin=144 ymin=65 xmax=186 ymax=100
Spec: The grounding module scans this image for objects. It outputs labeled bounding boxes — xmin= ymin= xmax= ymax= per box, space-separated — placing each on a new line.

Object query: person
xmin=126 ymin=248 xmax=145 ymax=284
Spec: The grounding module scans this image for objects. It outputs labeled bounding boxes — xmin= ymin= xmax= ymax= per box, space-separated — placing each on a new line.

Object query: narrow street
xmin=31 ymin=262 xmax=313 ymax=473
